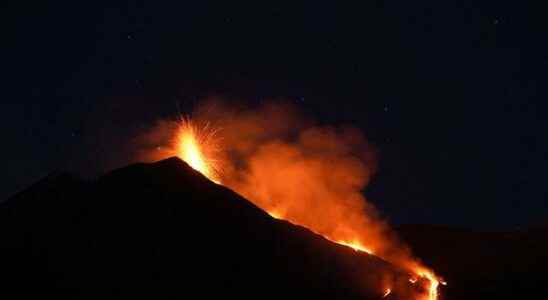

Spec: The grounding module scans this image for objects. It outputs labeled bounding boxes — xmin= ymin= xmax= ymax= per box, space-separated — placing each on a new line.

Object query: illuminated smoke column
xmin=136 ymin=100 xmax=443 ymax=299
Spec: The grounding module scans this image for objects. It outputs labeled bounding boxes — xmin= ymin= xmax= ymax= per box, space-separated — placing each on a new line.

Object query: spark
xmin=175 ymin=117 xmax=221 ymax=183
xmin=172 ymin=117 xmax=445 ymax=300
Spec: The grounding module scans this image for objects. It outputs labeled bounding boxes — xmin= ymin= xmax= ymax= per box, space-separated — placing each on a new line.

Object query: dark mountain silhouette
xmin=397 ymin=224 xmax=548 ymax=299
xmin=1 ymin=157 xmax=421 ymax=300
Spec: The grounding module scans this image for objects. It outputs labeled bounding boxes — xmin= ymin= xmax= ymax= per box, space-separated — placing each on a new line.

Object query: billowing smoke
xmin=136 ymin=99 xmax=425 ymax=274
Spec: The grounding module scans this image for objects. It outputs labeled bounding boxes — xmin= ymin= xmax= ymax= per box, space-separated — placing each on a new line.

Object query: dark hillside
xmin=397 ymin=224 xmax=548 ymax=299
xmin=1 ymin=158 xmax=418 ymax=300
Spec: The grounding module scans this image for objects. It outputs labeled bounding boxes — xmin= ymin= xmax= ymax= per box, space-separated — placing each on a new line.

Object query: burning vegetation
xmin=139 ymin=100 xmax=445 ymax=300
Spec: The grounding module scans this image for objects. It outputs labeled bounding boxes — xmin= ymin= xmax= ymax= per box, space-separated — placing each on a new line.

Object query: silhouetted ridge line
xmin=0 ymin=157 xmax=417 ymax=300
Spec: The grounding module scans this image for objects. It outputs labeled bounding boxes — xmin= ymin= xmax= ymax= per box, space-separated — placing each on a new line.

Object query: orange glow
xmin=175 ymin=118 xmax=220 ymax=183
xmin=263 ymin=209 xmax=375 ymax=254
xmin=334 ymin=239 xmax=374 ymax=255
xmin=306 ymin=226 xmax=442 ymax=300
xmin=415 ymin=269 xmax=443 ymax=300
xmin=267 ymin=210 xmax=284 ymax=219
xmin=165 ymin=113 xmax=445 ymax=300
xmin=265 ymin=209 xmax=444 ymax=300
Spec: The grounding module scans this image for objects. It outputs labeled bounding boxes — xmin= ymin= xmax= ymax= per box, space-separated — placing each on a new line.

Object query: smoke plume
xmin=136 ymin=99 xmax=425 ymax=274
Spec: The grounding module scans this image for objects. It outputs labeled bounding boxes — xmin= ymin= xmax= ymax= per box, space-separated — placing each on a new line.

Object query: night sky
xmin=4 ymin=1 xmax=548 ymax=230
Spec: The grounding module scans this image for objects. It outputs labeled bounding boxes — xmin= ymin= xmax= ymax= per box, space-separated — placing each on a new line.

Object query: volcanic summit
xmin=0 ymin=157 xmax=427 ymax=300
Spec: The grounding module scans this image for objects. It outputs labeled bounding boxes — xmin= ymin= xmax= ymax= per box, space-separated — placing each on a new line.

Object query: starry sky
xmin=4 ymin=1 xmax=548 ymax=229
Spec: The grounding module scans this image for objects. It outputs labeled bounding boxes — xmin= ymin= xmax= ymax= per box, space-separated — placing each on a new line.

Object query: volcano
xmin=1 ymin=157 xmax=424 ymax=300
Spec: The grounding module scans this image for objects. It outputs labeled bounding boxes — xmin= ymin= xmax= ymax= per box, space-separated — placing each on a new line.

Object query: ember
xmin=175 ymin=118 xmax=221 ymax=183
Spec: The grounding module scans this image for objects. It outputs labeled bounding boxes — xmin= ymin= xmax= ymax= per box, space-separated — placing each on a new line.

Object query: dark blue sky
xmin=4 ymin=1 xmax=547 ymax=229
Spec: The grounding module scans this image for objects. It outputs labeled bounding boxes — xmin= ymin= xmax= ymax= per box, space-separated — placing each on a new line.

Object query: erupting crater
xmin=174 ymin=117 xmax=445 ymax=300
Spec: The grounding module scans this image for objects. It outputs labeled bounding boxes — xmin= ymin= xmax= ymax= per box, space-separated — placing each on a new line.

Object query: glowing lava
xmin=263 ymin=211 xmax=443 ymax=300
xmin=335 ymin=239 xmax=374 ymax=255
xmin=173 ymin=117 xmax=444 ymax=300
xmin=413 ymin=269 xmax=445 ymax=300
xmin=175 ymin=118 xmax=220 ymax=183
xmin=334 ymin=238 xmax=442 ymax=300
xmin=262 ymin=208 xmax=443 ymax=300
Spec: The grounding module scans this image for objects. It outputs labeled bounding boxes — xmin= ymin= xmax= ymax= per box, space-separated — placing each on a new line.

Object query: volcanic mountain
xmin=1 ymin=157 xmax=422 ymax=300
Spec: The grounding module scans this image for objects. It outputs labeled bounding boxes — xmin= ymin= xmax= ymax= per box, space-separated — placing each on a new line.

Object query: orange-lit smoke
xmin=193 ymin=101 xmax=417 ymax=266
xmin=136 ymin=100 xmax=442 ymax=299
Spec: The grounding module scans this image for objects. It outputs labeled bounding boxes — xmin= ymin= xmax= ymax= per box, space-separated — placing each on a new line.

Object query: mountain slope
xmin=1 ymin=158 xmax=416 ymax=300
xmin=397 ymin=224 xmax=548 ymax=299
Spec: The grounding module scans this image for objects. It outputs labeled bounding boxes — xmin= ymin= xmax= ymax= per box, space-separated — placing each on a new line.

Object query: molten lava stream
xmin=174 ymin=118 xmax=444 ymax=300
xmin=267 ymin=209 xmax=443 ymax=300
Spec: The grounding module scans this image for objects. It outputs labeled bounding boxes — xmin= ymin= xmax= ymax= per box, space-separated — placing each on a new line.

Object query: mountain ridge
xmin=1 ymin=157 xmax=416 ymax=300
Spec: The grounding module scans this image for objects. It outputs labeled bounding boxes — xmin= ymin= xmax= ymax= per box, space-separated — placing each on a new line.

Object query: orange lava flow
xmin=267 ymin=209 xmax=443 ymax=300
xmin=174 ymin=118 xmax=444 ymax=300
xmin=418 ymin=270 xmax=440 ymax=300
xmin=334 ymin=239 xmax=374 ymax=255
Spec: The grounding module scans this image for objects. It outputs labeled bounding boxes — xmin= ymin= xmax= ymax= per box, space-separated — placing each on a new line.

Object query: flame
xmin=175 ymin=118 xmax=220 ymax=183
xmin=267 ymin=210 xmax=284 ymax=219
xmin=263 ymin=207 xmax=443 ymax=300
xmin=334 ymin=239 xmax=374 ymax=255
xmin=265 ymin=211 xmax=376 ymax=255
xmin=172 ymin=116 xmax=444 ymax=300
xmin=415 ymin=269 xmax=444 ymax=300
xmin=333 ymin=237 xmax=442 ymax=300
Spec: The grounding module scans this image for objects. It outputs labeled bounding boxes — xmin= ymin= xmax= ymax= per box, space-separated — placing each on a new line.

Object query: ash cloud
xmin=137 ymin=98 xmax=427 ymax=274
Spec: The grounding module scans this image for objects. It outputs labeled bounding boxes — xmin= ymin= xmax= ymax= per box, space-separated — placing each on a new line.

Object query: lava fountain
xmin=173 ymin=117 xmax=444 ymax=300
xmin=175 ymin=118 xmax=221 ymax=183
